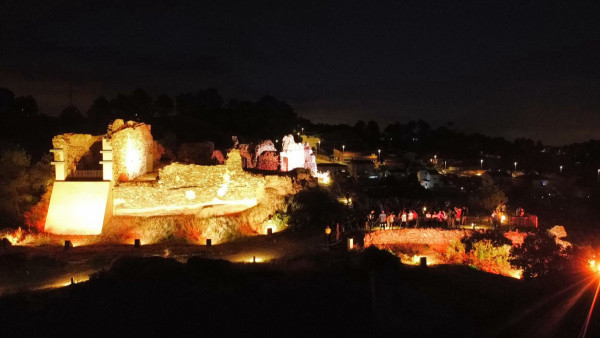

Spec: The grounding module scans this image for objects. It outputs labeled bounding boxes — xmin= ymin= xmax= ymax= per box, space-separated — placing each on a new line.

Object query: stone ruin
xmin=106 ymin=119 xmax=163 ymax=182
xmin=280 ymin=134 xmax=316 ymax=174
xmin=238 ymin=139 xmax=279 ymax=171
xmin=50 ymin=119 xmax=163 ymax=184
xmin=236 ymin=134 xmax=317 ymax=174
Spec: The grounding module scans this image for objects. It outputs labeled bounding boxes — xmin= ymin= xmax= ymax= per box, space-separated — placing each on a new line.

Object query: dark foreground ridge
xmin=0 ymin=248 xmax=596 ymax=337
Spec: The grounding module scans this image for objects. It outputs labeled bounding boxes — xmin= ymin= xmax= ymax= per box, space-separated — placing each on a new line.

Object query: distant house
xmin=417 ymin=169 xmax=441 ymax=189
xmin=348 ymin=159 xmax=377 ymax=180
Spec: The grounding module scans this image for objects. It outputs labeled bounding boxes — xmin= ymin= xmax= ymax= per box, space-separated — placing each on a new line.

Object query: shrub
xmin=509 ymin=230 xmax=571 ymax=279
xmin=287 ymin=188 xmax=347 ymax=230
xmin=445 ymin=239 xmax=467 ymax=263
xmin=472 ymin=240 xmax=512 ymax=272
xmin=461 ymin=230 xmax=512 ymax=253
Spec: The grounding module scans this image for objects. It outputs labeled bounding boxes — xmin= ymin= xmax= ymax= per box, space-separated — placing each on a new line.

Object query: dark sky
xmin=2 ymin=0 xmax=600 ymax=144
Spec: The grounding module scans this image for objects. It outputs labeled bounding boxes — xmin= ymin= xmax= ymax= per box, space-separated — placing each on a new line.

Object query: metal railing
xmin=68 ymin=170 xmax=103 ymax=180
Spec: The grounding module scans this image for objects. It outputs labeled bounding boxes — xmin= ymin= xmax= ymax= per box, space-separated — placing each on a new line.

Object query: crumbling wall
xmin=52 ymin=133 xmax=102 ymax=178
xmin=280 ymin=134 xmax=317 ymax=173
xmin=257 ymin=151 xmax=279 ymax=171
xmin=304 ymin=143 xmax=317 ymax=174
xmin=107 ymin=119 xmax=156 ymax=182
xmin=280 ymin=134 xmax=305 ymax=171
xmin=114 ymin=150 xmax=266 ymax=213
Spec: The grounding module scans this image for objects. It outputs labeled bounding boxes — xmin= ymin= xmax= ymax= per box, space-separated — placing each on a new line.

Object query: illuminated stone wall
xmin=107 ymin=120 xmax=158 ymax=182
xmin=280 ymin=134 xmax=307 ymax=171
xmin=45 ymin=181 xmax=113 ymax=235
xmin=257 ymin=151 xmax=279 ymax=171
xmin=52 ymin=134 xmax=102 ymax=178
xmin=239 ymin=140 xmax=278 ymax=169
xmin=113 ymin=150 xmax=267 ymax=216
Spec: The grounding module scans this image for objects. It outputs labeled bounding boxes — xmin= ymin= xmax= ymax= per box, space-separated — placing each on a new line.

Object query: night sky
xmin=2 ymin=0 xmax=600 ymax=144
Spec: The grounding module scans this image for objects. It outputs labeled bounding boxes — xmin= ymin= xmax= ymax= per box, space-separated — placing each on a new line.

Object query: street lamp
xmin=480 ymin=159 xmax=483 ymax=170
xmin=317 ymin=140 xmax=320 ymax=153
xmin=514 ymin=162 xmax=517 ymax=171
xmin=378 ymin=149 xmax=381 ymax=163
xmin=444 ymin=161 xmax=447 ymax=170
xmin=434 ymin=154 xmax=437 ymax=163
xmin=342 ymin=145 xmax=345 ymax=163
xmin=560 ymin=165 xmax=563 ymax=173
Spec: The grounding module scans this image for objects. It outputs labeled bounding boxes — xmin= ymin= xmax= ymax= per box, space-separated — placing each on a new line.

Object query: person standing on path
xmin=379 ymin=210 xmax=387 ymax=230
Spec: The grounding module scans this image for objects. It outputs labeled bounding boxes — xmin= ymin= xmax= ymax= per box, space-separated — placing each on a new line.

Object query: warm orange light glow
xmin=315 ymin=171 xmax=331 ymax=185
xmin=4 ymin=227 xmax=23 ymax=245
xmin=500 ymin=214 xmax=507 ymax=223
xmin=405 ymin=255 xmax=437 ymax=266
xmin=589 ymin=259 xmax=600 ymax=274
xmin=217 ymin=172 xmax=231 ymax=197
xmin=45 ymin=181 xmax=112 ymax=235
xmin=185 ymin=190 xmax=196 ymax=200
xmin=509 ymin=269 xmax=522 ymax=279
xmin=124 ymin=136 xmax=143 ymax=178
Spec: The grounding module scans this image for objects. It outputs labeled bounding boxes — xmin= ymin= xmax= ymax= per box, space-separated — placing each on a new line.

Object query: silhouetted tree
xmin=86 ymin=96 xmax=113 ymax=129
xmin=11 ymin=95 xmax=38 ymax=118
xmin=197 ymin=88 xmax=223 ymax=111
xmin=154 ymin=94 xmax=174 ymax=117
xmin=60 ymin=105 xmax=83 ymax=120
xmin=0 ymin=148 xmax=32 ymax=224
xmin=468 ymin=175 xmax=508 ymax=212
xmin=288 ymin=188 xmax=347 ymax=230
xmin=510 ymin=230 xmax=571 ymax=279
xmin=366 ymin=120 xmax=380 ymax=146
xmin=110 ymin=94 xmax=136 ymax=121
xmin=0 ymin=88 xmax=15 ymax=115
xmin=131 ymin=88 xmax=153 ymax=121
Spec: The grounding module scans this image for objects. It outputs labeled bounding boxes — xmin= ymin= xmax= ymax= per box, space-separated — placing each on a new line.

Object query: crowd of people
xmin=365 ymin=206 xmax=470 ymax=230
